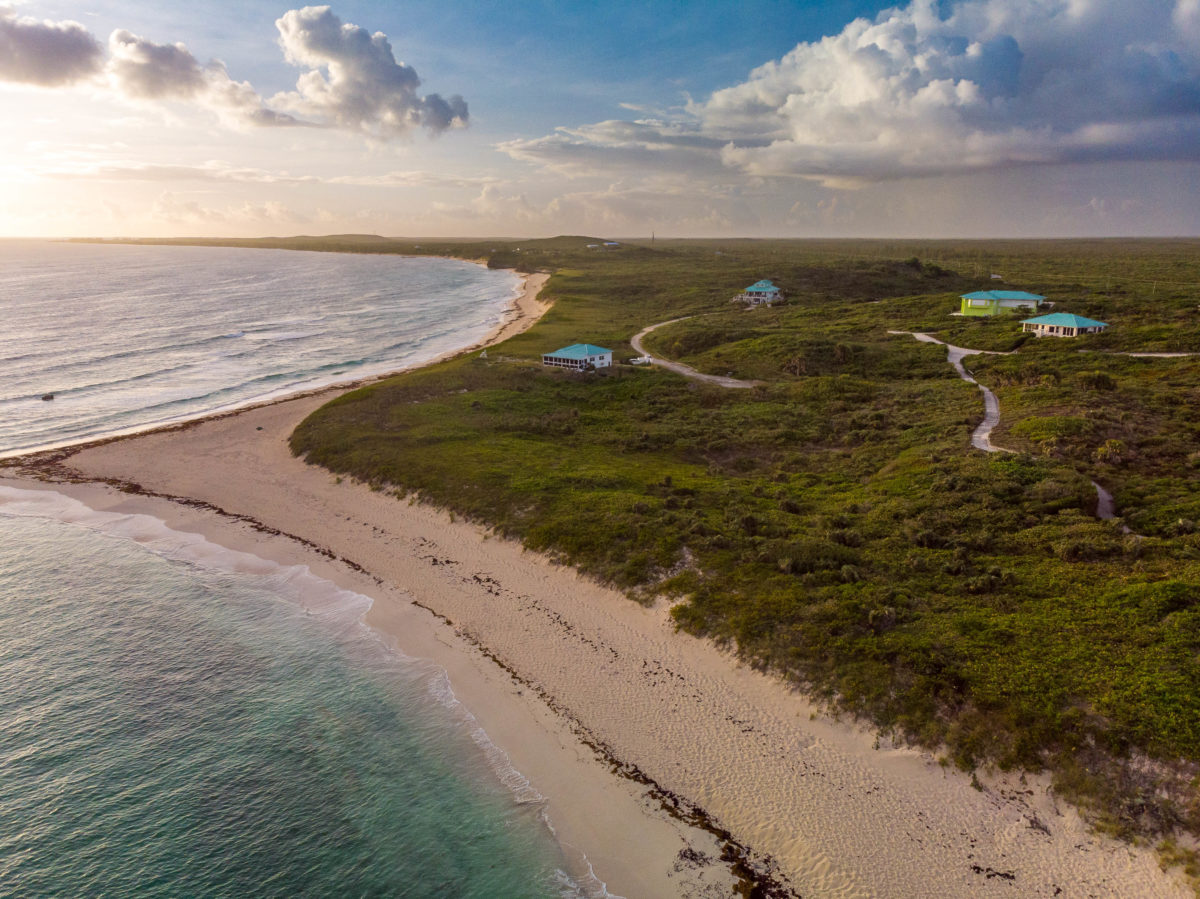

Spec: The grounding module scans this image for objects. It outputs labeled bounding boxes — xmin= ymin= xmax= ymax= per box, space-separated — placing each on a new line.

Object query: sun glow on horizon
xmin=1 ymin=0 xmax=1197 ymax=239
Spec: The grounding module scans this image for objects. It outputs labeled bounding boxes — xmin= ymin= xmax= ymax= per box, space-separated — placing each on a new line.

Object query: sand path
xmin=889 ymin=331 xmax=1014 ymax=453
xmin=889 ymin=331 xmax=1163 ymax=528
xmin=631 ymin=317 xmax=760 ymax=388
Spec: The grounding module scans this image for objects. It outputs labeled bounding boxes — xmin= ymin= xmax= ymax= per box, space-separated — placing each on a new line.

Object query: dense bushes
xmin=289 ymin=236 xmax=1200 ymax=856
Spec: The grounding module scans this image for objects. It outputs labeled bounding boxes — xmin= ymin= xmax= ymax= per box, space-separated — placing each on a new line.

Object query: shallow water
xmin=0 ymin=244 xmax=593 ymax=898
xmin=0 ymin=509 xmax=575 ymax=898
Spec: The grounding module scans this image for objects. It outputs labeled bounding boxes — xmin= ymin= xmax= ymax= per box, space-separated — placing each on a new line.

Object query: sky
xmin=2 ymin=0 xmax=1199 ymax=238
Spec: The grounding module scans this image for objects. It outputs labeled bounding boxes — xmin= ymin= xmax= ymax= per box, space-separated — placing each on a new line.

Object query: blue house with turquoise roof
xmin=960 ymin=290 xmax=1045 ymax=316
xmin=1021 ymin=313 xmax=1108 ymax=337
xmin=542 ymin=343 xmax=612 ymax=370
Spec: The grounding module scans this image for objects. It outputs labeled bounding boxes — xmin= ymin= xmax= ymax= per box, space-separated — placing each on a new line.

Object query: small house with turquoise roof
xmin=1021 ymin=313 xmax=1108 ymax=338
xmin=542 ymin=343 xmax=612 ymax=371
xmin=734 ymin=279 xmax=783 ymax=306
xmin=960 ymin=290 xmax=1045 ymax=316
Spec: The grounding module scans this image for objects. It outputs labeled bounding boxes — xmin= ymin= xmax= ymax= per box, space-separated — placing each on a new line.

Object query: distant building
xmin=542 ymin=343 xmax=613 ymax=370
xmin=959 ymin=290 xmax=1045 ymax=316
xmin=603 ymin=241 xmax=620 ymax=247
xmin=734 ymin=279 xmax=783 ymax=306
xmin=1021 ymin=313 xmax=1108 ymax=337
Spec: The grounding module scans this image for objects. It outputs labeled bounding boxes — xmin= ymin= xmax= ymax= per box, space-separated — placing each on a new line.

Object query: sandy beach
xmin=480 ymin=270 xmax=551 ymax=347
xmin=2 ymin=270 xmax=1188 ymax=897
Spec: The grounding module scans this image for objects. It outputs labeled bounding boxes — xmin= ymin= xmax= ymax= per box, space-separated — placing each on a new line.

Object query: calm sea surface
xmin=0 ymin=243 xmax=595 ymax=897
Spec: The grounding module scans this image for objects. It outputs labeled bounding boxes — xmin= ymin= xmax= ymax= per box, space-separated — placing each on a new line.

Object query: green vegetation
xmin=130 ymin=234 xmax=1200 ymax=869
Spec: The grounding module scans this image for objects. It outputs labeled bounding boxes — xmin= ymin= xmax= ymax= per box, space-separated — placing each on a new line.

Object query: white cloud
xmin=546 ymin=183 xmax=738 ymax=232
xmin=504 ymin=0 xmax=1200 ymax=187
xmin=431 ymin=184 xmax=538 ymax=221
xmin=1179 ymin=0 xmax=1200 ymax=42
xmin=326 ymin=170 xmax=496 ymax=187
xmin=272 ymin=5 xmax=468 ymax=137
xmin=151 ymin=191 xmax=226 ymax=223
xmin=0 ymin=5 xmax=103 ymax=86
xmin=41 ymin=161 xmax=317 ymax=183
xmin=36 ymin=160 xmax=497 ymax=190
xmin=102 ymin=28 xmax=302 ymax=128
xmin=151 ymin=191 xmax=308 ymax=225
xmin=421 ymin=179 xmax=749 ymax=235
xmin=106 ymin=29 xmax=206 ymax=100
xmin=0 ymin=5 xmax=463 ymax=138
xmin=500 ymin=119 xmax=732 ymax=178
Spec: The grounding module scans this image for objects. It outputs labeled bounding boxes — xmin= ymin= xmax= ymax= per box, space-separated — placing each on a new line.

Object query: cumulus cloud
xmin=0 ymin=5 xmax=103 ymax=86
xmin=504 ymin=0 xmax=1200 ymax=186
xmin=272 ymin=5 xmax=467 ymax=137
xmin=0 ymin=5 xmax=463 ymax=138
xmin=102 ymin=28 xmax=304 ymax=127
xmin=106 ymin=29 xmax=206 ymax=99
xmin=711 ymin=0 xmax=1200 ymax=183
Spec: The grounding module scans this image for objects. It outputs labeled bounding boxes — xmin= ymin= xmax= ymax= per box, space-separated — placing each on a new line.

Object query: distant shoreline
xmin=0 ymin=252 xmax=545 ymax=463
xmin=0 ymin=264 xmax=758 ymax=896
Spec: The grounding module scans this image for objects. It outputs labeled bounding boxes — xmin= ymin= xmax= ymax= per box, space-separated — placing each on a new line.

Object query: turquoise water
xmin=0 ymin=245 xmax=595 ymax=898
xmin=0 ymin=511 xmax=574 ymax=898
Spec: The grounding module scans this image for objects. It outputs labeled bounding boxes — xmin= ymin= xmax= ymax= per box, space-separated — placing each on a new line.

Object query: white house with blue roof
xmin=734 ymin=279 xmax=783 ymax=306
xmin=542 ymin=343 xmax=613 ymax=370
xmin=1021 ymin=313 xmax=1108 ymax=337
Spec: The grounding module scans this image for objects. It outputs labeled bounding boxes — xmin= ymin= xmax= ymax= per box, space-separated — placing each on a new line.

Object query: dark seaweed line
xmin=1 ymin=452 xmax=800 ymax=899
xmin=434 ymin=616 xmax=802 ymax=899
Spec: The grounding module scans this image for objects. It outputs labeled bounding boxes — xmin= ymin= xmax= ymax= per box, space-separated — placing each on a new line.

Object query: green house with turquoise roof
xmin=959 ymin=290 xmax=1045 ymax=316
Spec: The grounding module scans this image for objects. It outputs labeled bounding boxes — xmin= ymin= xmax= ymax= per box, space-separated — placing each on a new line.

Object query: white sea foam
xmin=0 ymin=481 xmax=609 ymax=897
xmin=424 ymin=668 xmax=618 ymax=898
xmin=0 ymin=484 xmax=371 ymax=619
xmin=0 ymin=242 xmax=520 ymax=459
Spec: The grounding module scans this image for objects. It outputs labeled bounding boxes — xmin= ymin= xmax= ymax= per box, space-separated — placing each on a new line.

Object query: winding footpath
xmin=634 ymin=319 xmax=1190 ymax=532
xmin=630 ymin=317 xmax=760 ymax=389
xmin=888 ymin=331 xmax=1015 ymax=453
xmin=888 ymin=330 xmax=1197 ymax=532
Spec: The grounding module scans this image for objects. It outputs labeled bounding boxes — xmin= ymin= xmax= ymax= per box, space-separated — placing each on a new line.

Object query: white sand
xmin=3 ymin=273 xmax=1189 ymax=898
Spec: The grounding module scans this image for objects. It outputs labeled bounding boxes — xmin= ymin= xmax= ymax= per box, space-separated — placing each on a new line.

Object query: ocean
xmin=0 ymin=242 xmax=595 ymax=897
xmin=0 ymin=241 xmax=519 ymax=457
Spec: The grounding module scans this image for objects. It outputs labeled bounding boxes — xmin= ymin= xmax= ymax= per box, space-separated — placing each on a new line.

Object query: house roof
xmin=961 ymin=290 xmax=1045 ymax=301
xmin=744 ymin=279 xmax=780 ymax=292
xmin=545 ymin=343 xmax=612 ymax=359
xmin=1022 ymin=313 xmax=1108 ymax=328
